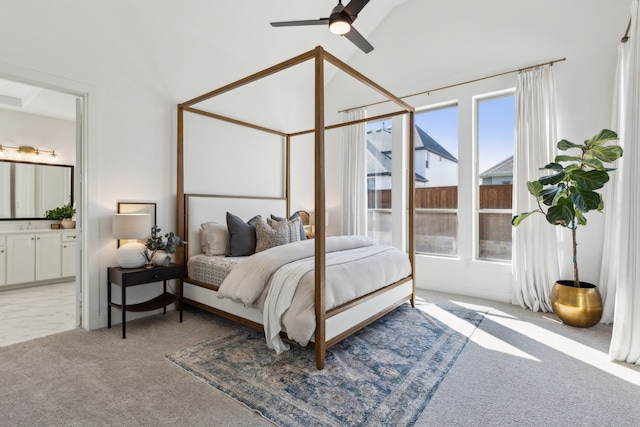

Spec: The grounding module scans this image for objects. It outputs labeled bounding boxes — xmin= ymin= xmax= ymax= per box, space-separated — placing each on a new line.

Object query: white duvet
xmin=217 ymin=235 xmax=412 ymax=353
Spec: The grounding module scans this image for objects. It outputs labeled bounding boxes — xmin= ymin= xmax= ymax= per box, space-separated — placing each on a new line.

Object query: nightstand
xmin=107 ymin=263 xmax=184 ymax=338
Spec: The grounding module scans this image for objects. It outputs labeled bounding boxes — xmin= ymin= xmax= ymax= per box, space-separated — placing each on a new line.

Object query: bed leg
xmin=411 ymin=292 xmax=416 ymax=308
xmin=316 ymin=346 xmax=325 ymax=370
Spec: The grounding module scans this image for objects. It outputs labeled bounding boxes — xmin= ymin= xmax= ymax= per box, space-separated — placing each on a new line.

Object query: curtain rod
xmin=622 ymin=17 xmax=631 ymax=43
xmin=339 ymin=57 xmax=567 ymax=113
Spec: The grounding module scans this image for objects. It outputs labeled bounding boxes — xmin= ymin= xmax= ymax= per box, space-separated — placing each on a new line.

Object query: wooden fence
xmin=368 ymin=184 xmax=512 ymax=209
xmin=369 ymin=184 xmax=513 ymax=258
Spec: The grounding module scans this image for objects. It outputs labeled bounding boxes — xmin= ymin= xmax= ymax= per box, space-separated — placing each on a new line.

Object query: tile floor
xmin=0 ymin=281 xmax=77 ymax=347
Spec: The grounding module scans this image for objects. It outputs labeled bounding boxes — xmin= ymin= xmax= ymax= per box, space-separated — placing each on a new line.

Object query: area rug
xmin=166 ymin=301 xmax=484 ymax=427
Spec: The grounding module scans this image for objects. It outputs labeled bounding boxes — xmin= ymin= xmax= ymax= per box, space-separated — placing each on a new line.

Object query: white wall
xmin=0 ymin=0 xmax=630 ymax=329
xmin=0 ymin=109 xmax=75 ymax=165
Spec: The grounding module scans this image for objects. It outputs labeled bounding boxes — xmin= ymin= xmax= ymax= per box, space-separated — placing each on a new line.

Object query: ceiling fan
xmin=270 ymin=0 xmax=374 ymax=54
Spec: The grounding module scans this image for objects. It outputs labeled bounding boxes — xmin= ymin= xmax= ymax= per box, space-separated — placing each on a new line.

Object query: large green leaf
xmin=557 ymin=139 xmax=581 ymax=151
xmin=527 ymin=180 xmax=543 ymax=197
xmin=542 ymin=162 xmax=564 ymax=172
xmin=546 ymin=198 xmax=575 ymax=226
xmin=575 ymin=210 xmax=587 ymax=226
xmin=581 ymin=156 xmax=606 ymax=170
xmin=569 ymin=169 xmax=609 ymax=191
xmin=554 ymin=155 xmax=582 ymax=163
xmin=585 ymin=129 xmax=618 ymax=146
xmin=540 ymin=186 xmax=565 ymax=206
xmin=590 ymin=145 xmax=623 ymax=163
xmin=512 ymin=211 xmax=539 ymax=226
xmin=538 ymin=170 xmax=566 ymax=186
xmin=569 ymin=186 xmax=602 ymax=212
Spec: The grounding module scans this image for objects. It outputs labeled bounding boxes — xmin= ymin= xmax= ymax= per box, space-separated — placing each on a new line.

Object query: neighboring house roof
xmin=479 ymin=155 xmax=513 ymax=178
xmin=414 ymin=126 xmax=458 ymax=163
xmin=366 ymin=124 xmax=456 ymax=182
xmin=366 ymin=140 xmax=392 ymax=177
xmin=366 ymin=125 xmax=459 ymax=164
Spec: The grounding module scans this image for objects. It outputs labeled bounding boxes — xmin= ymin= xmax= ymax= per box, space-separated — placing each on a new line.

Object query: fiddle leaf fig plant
xmin=512 ymin=129 xmax=623 ymax=288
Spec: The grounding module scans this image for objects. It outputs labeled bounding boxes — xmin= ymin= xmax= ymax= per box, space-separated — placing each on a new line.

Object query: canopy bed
xmin=176 ymin=46 xmax=416 ymax=369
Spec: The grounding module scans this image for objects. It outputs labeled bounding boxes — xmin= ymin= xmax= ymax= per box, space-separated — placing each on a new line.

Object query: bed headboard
xmin=184 ymin=194 xmax=287 ymax=258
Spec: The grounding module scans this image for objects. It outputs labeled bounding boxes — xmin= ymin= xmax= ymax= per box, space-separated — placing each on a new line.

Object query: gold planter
xmin=550 ymin=280 xmax=602 ymax=328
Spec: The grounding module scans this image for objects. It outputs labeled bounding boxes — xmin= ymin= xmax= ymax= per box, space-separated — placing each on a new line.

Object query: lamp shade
xmin=112 ymin=214 xmax=151 ymax=268
xmin=112 ymin=214 xmax=151 ymax=240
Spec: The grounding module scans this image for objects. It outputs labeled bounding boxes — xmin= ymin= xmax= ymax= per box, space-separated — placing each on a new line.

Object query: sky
xmin=366 ymin=94 xmax=515 ymax=175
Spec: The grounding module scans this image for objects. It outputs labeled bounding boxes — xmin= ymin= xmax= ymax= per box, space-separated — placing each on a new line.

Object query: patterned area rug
xmin=166 ymin=301 xmax=484 ymax=427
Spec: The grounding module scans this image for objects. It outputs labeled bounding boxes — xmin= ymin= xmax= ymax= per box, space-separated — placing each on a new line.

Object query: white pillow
xmin=200 ymin=222 xmax=229 ymax=256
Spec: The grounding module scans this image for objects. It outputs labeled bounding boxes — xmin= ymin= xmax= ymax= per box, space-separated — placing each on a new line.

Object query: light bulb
xmin=329 ymin=19 xmax=350 ymax=35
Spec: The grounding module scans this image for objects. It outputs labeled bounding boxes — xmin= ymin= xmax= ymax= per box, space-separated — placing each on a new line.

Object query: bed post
xmin=285 ymin=134 xmax=291 ymax=216
xmin=313 ymin=46 xmax=327 ymax=370
xmin=176 ymin=105 xmax=186 ymax=266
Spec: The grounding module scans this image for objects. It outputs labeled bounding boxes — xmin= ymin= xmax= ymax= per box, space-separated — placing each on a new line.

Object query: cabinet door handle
xmin=63 ymin=245 xmax=67 ymax=248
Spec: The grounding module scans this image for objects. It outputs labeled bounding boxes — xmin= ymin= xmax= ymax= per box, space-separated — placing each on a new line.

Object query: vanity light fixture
xmin=0 ymin=144 xmax=58 ymax=162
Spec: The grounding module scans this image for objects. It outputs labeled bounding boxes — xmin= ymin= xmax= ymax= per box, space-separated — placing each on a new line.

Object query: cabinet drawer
xmin=62 ymin=232 xmax=77 ymax=242
xmin=110 ymin=264 xmax=183 ymax=287
xmin=0 ymin=235 xmax=5 ymax=245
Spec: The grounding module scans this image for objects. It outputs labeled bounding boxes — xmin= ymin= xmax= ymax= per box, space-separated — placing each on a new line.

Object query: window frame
xmin=473 ymin=89 xmax=515 ymax=263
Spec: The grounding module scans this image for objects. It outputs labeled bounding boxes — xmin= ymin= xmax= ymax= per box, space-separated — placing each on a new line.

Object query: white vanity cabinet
xmin=0 ymin=236 xmax=6 ymax=286
xmin=4 ymin=231 xmax=65 ymax=285
xmin=61 ymin=231 xmax=77 ymax=278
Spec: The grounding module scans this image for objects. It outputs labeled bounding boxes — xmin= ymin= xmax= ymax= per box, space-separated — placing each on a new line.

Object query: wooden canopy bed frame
xmin=176 ymin=46 xmax=416 ymax=369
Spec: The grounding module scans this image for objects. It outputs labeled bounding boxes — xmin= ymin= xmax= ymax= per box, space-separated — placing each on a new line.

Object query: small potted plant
xmin=143 ymin=225 xmax=185 ymax=268
xmin=45 ymin=203 xmax=76 ymax=229
xmin=512 ymin=129 xmax=623 ymax=327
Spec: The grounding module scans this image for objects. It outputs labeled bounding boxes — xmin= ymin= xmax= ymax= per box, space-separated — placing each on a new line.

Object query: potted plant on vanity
xmin=143 ymin=225 xmax=185 ymax=268
xmin=44 ymin=203 xmax=76 ymax=229
xmin=512 ymin=129 xmax=623 ymax=327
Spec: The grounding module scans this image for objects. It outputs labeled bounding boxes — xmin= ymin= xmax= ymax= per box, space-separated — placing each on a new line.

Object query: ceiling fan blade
xmin=344 ymin=25 xmax=374 ymax=53
xmin=270 ymin=18 xmax=329 ymax=27
xmin=343 ymin=0 xmax=370 ymax=19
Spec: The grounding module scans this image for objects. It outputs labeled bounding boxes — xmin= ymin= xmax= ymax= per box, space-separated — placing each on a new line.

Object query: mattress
xmin=187 ymin=254 xmax=246 ymax=287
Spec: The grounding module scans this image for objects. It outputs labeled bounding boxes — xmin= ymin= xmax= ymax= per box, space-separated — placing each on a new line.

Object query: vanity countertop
xmin=0 ymin=228 xmax=75 ymax=234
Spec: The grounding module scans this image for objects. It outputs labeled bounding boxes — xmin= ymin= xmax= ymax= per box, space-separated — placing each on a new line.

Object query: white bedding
xmin=217 ymin=235 xmax=412 ymax=353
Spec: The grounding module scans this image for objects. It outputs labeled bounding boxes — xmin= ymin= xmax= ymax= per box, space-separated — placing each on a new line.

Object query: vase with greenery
xmin=45 ymin=203 xmax=76 ymax=229
xmin=143 ymin=225 xmax=185 ymax=267
xmin=512 ymin=129 xmax=623 ymax=287
xmin=512 ymin=129 xmax=623 ymax=327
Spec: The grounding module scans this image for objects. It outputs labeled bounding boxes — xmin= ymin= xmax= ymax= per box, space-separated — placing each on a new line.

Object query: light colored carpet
xmin=0 ymin=290 xmax=639 ymax=426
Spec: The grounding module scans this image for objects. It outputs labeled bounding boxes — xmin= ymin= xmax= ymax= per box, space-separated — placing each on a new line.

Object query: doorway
xmin=0 ymin=76 xmax=84 ymax=346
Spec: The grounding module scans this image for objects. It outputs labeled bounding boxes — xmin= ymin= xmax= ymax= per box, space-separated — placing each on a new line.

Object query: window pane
xmin=478 ymin=213 xmax=512 ymax=260
xmin=477 ymin=95 xmax=514 ymax=260
xmin=416 ymin=211 xmax=457 ymax=255
xmin=415 ymin=106 xmax=459 ymax=255
xmin=366 ymin=120 xmax=393 ymax=245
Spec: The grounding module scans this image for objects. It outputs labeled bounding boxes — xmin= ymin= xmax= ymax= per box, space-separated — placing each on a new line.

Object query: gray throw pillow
xmin=226 ymin=212 xmax=259 ymax=256
xmin=270 ymin=211 xmax=307 ymax=240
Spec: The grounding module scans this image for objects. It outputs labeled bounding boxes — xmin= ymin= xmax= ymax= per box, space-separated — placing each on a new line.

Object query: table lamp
xmin=112 ymin=213 xmax=151 ymax=268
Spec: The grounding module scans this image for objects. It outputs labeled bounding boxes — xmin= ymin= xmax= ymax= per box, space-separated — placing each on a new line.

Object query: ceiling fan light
xmin=329 ymin=18 xmax=351 ymax=35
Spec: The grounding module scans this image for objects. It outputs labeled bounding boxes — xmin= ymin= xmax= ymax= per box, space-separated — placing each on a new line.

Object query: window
xmin=365 ymin=121 xmax=393 ymax=245
xmin=476 ymin=93 xmax=515 ymax=261
xmin=414 ymin=105 xmax=459 ymax=256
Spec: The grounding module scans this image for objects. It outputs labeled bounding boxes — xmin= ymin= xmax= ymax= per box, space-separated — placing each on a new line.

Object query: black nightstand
xmin=107 ymin=263 xmax=184 ymax=338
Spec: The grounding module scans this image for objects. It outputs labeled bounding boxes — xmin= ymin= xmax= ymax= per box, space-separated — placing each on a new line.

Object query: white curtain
xmin=341 ymin=109 xmax=367 ymax=235
xmin=512 ymin=66 xmax=560 ymax=312
xmin=608 ymin=0 xmax=640 ymax=364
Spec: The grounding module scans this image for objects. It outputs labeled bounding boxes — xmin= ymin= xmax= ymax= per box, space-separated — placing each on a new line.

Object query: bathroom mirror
xmin=0 ymin=159 xmax=74 ymax=220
